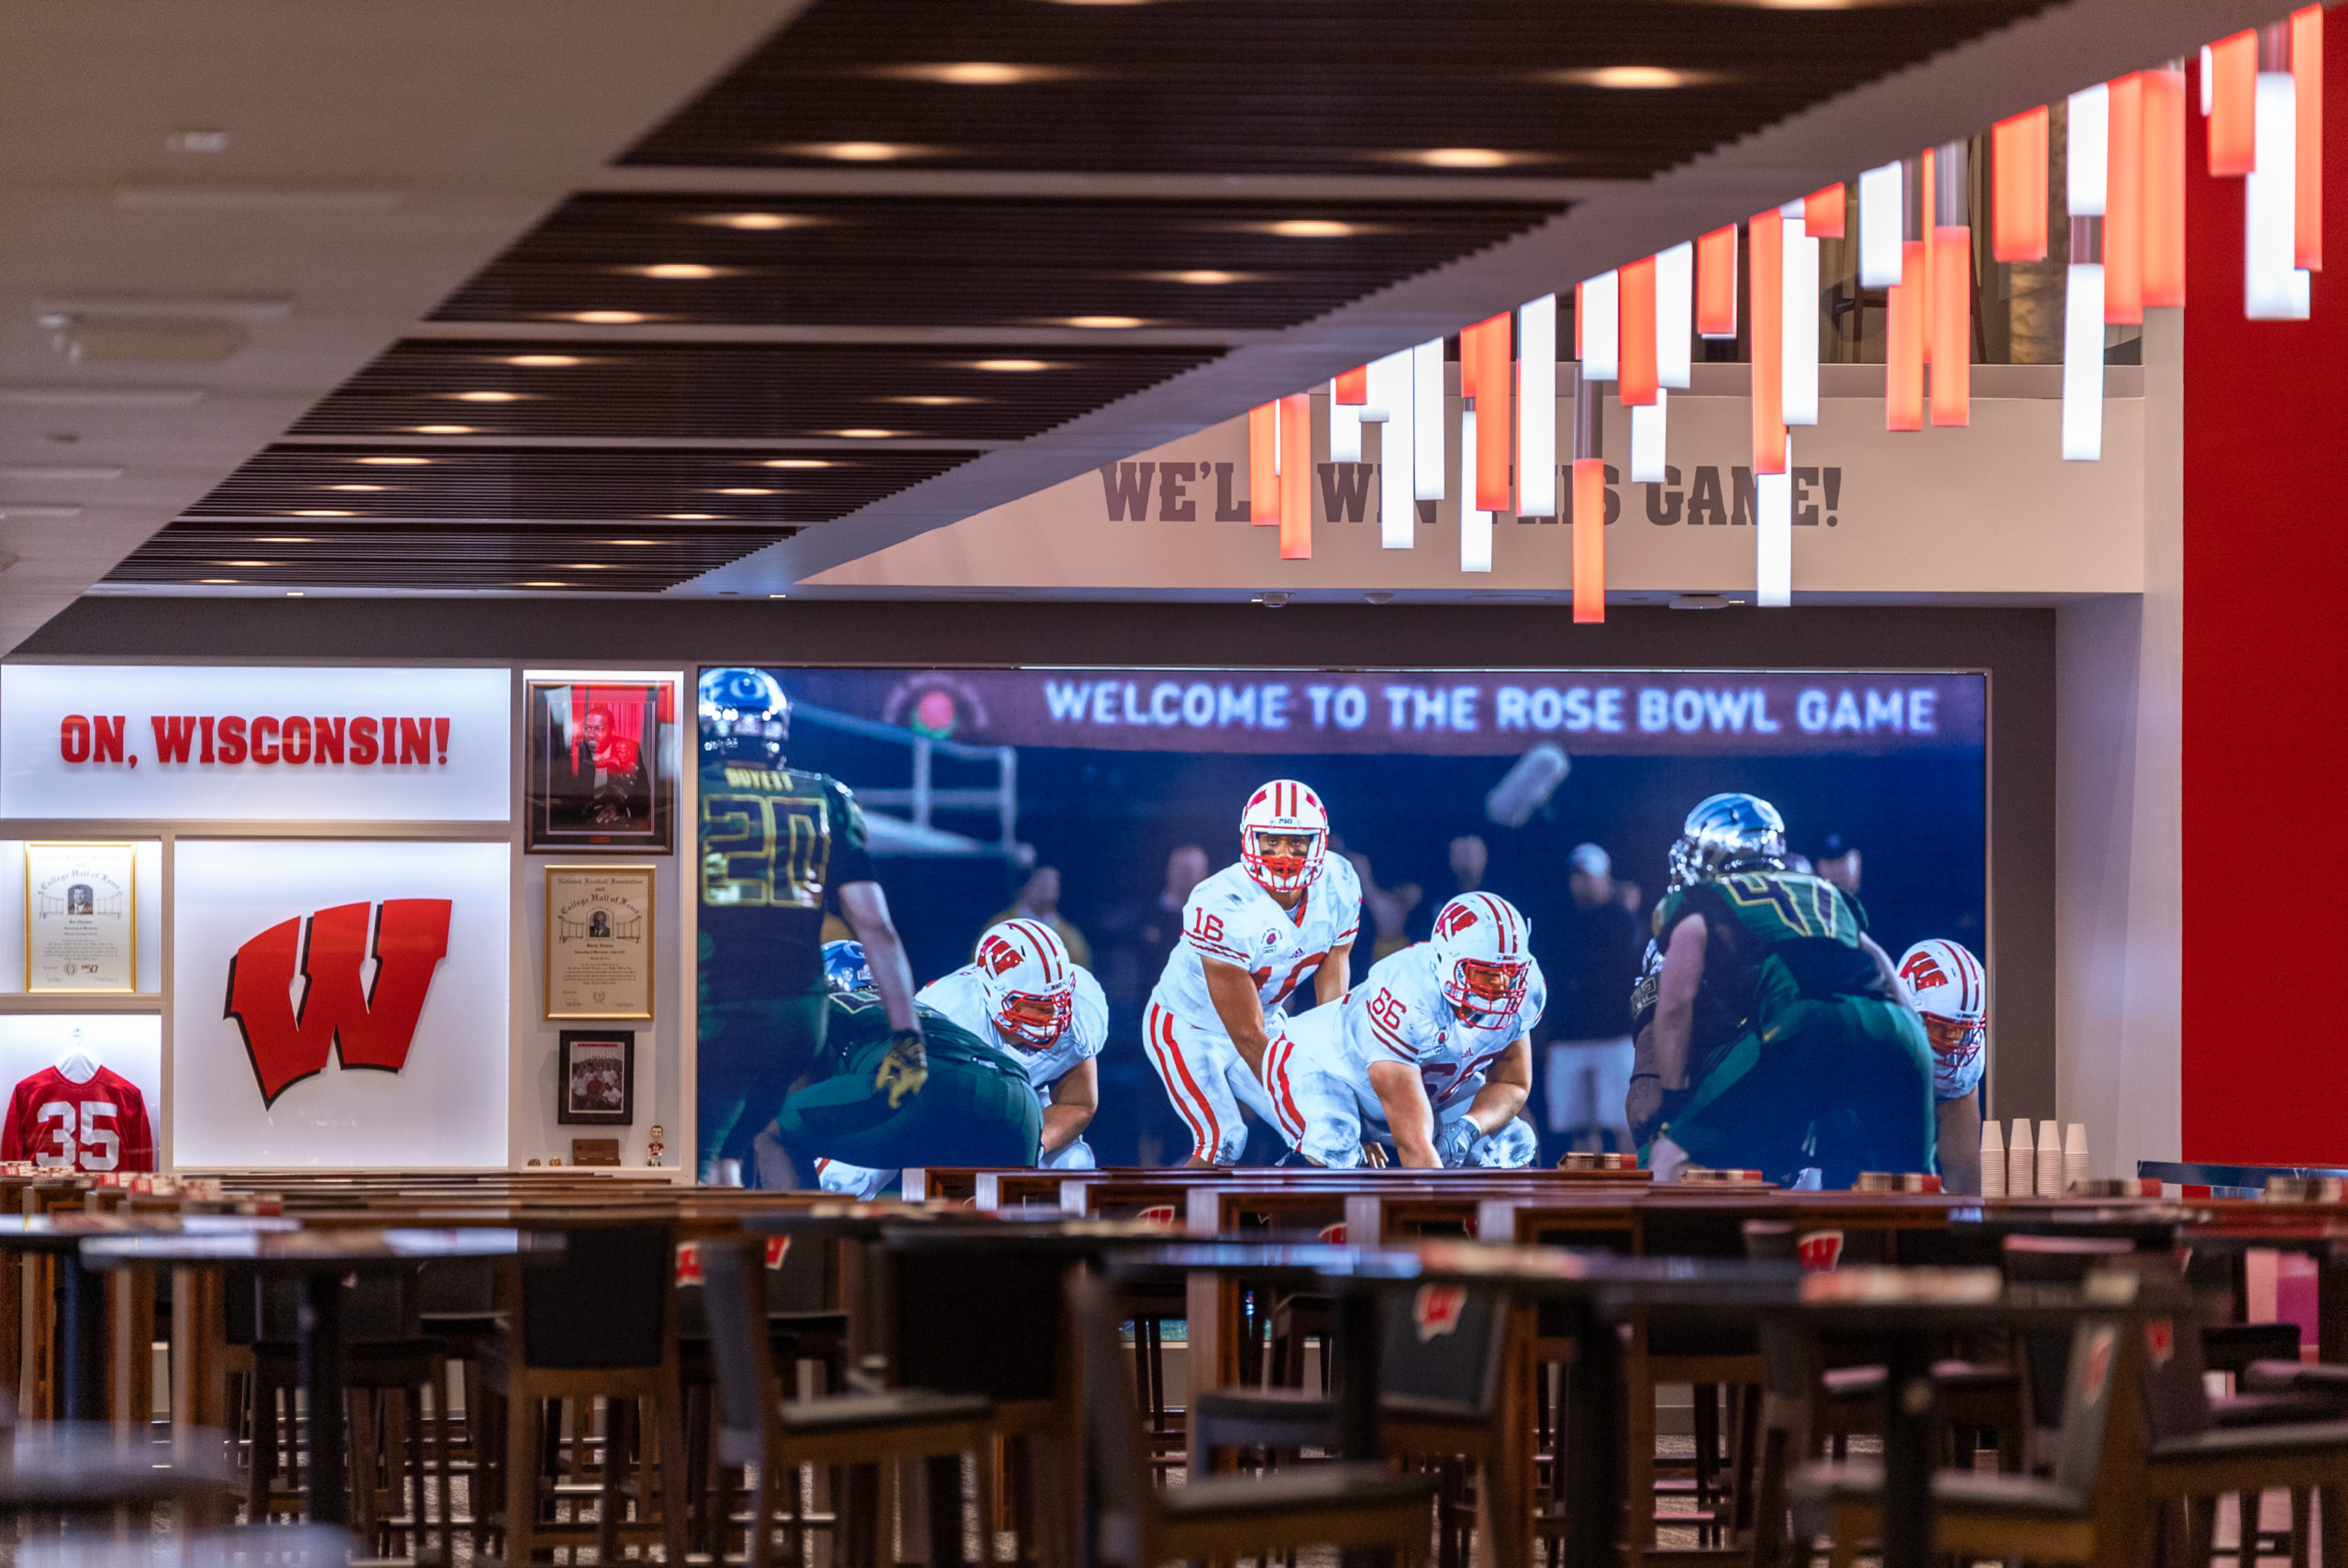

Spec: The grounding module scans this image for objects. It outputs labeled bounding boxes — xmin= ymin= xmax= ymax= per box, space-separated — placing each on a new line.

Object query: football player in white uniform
xmin=1267 ymin=892 xmax=1544 ymax=1170
xmin=816 ymin=921 xmax=1106 ymax=1198
xmin=1897 ymin=938 xmax=1988 ymax=1196
xmin=1144 ymin=779 xmax=1360 ymax=1166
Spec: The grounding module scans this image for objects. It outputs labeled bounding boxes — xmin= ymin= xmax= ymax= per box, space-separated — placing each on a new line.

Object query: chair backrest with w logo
xmin=1376 ymin=1284 xmax=1511 ymax=1418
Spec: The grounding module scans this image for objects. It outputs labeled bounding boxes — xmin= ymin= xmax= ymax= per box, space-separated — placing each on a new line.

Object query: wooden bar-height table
xmin=82 ymin=1226 xmax=565 ymax=1529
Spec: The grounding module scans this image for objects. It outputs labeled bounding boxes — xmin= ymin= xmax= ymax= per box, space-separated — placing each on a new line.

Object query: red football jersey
xmin=1 ymin=1066 xmax=155 ymax=1173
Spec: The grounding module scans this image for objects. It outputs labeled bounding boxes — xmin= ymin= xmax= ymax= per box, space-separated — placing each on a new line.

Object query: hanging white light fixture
xmin=1328 ymin=381 xmax=1362 ymax=462
xmin=2062 ymin=246 xmax=2106 ymax=460
xmin=1459 ymin=405 xmax=1492 ymax=571
xmin=1858 ymin=160 xmax=1905 ymax=287
xmin=1368 ymin=349 xmax=1414 ymax=548
xmin=2069 ymin=83 xmax=2110 ymax=216
xmin=1412 ymin=337 xmax=1445 ymax=500
xmin=2247 ymin=66 xmax=2311 ymax=319
xmin=1781 ymin=201 xmax=1819 ymax=427
xmin=1656 ymin=241 xmax=1693 ymax=391
xmin=1579 ymin=271 xmax=1620 ymax=381
xmin=1631 ymin=389 xmax=1668 ymax=484
xmin=1756 ymin=435 xmax=1791 ymax=607
xmin=1517 ymin=293 xmax=1557 ymax=517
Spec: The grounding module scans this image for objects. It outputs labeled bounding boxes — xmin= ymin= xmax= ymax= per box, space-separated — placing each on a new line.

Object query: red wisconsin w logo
xmin=225 ymin=900 xmax=452 ymax=1107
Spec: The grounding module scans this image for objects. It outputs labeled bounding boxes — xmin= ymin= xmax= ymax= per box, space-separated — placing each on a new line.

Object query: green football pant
xmin=779 ymin=1051 xmax=1043 ymax=1172
xmin=1656 ymin=995 xmax=1935 ymax=1187
xmin=698 ymin=992 xmax=829 ymax=1174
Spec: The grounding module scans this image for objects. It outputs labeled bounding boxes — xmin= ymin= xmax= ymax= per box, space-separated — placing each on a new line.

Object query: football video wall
xmin=714 ymin=666 xmax=1989 ymax=1166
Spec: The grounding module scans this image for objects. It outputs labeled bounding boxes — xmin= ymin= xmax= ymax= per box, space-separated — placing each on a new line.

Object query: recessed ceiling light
xmin=506 ymin=354 xmax=583 ymax=367
xmin=517 ymin=580 xmax=569 ymax=588
xmin=327 ymin=484 xmax=385 ymax=491
xmin=1551 ymin=65 xmax=1711 ymax=89
xmin=883 ymin=61 xmax=1066 ymax=86
xmin=762 ymin=458 xmax=835 ymax=469
xmin=199 ymin=579 xmax=239 ymax=585
xmin=881 ymin=395 xmax=981 ymax=406
xmin=1388 ymin=147 xmax=1521 ymax=169
xmin=570 ymin=310 xmax=648 ymax=325
xmin=218 ymin=560 xmax=276 ymax=568
xmin=786 ymin=141 xmax=929 ymax=162
xmin=451 ymin=390 xmax=521 ymax=402
xmin=637 ymin=263 xmax=722 ymax=279
xmin=357 ymin=456 xmax=432 ymax=465
xmin=969 ymin=358 xmax=1055 ymax=371
xmin=714 ymin=487 xmax=776 ymax=495
xmin=769 ymin=592 xmax=789 ymax=599
xmin=1062 ymin=315 xmax=1145 ymax=329
xmin=255 ymin=536 xmax=315 ymax=543
xmin=665 ymin=513 xmax=720 ymax=520
xmin=831 ymin=427 xmax=901 ymax=438
xmin=607 ymin=538 xmax=658 ymax=546
xmin=292 ymin=510 xmax=353 ymax=517
xmin=286 ymin=591 xmax=304 ymax=598
xmin=165 ymin=129 xmax=231 ymax=153
xmin=413 ymin=425 xmax=475 ymax=435
xmin=693 ymin=212 xmax=817 ymax=231
xmin=567 ymin=563 xmax=614 ymax=569
xmin=1158 ymin=269 xmax=1247 ymax=284
xmin=1265 ymin=219 xmax=1360 ymax=238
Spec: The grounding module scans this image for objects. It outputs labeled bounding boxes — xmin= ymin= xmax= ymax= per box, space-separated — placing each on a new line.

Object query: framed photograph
xmin=25 ymin=842 xmax=137 ymax=993
xmin=525 ymin=678 xmax=678 ymax=854
xmin=545 ymin=865 xmax=655 ymax=1020
xmin=557 ymin=1031 xmax=634 ymax=1126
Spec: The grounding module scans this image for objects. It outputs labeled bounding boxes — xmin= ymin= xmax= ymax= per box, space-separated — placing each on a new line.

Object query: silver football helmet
xmin=1666 ymin=792 xmax=1788 ymax=891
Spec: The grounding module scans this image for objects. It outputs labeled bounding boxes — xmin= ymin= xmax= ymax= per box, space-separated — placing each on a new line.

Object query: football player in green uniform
xmin=799 ymin=941 xmax=1044 ymax=1188
xmin=697 ymin=668 xmax=927 ymax=1187
xmin=1640 ymin=793 xmax=1934 ymax=1188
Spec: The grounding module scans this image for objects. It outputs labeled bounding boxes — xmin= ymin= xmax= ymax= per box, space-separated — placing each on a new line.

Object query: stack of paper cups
xmin=2037 ymin=1120 xmax=2065 ymax=1198
xmin=2065 ymin=1122 xmax=2089 ymax=1193
xmin=2009 ymin=1118 xmax=2036 ymax=1197
xmin=1980 ymin=1119 xmax=2007 ymax=1197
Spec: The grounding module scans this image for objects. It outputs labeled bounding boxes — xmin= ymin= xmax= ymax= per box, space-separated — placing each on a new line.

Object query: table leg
xmin=58 ymin=1251 xmax=106 ymax=1422
xmin=1335 ymin=1285 xmax=1381 ymax=1461
xmin=2318 ymin=1250 xmax=2348 ymax=1365
xmin=1877 ymin=1332 xmax=1936 ymax=1568
xmin=302 ymin=1273 xmax=349 ymax=1527
xmin=1564 ymin=1301 xmax=1623 ymax=1568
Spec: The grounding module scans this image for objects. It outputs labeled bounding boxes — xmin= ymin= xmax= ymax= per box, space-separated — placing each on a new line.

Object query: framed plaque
xmin=25 ymin=842 xmax=137 ymax=993
xmin=545 ymin=865 xmax=655 ymax=1020
xmin=557 ymin=1032 xmax=634 ymax=1126
xmin=525 ymin=679 xmax=678 ymax=855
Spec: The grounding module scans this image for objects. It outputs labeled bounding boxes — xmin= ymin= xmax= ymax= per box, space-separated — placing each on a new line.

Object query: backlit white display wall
xmin=0 ymin=1015 xmax=161 ymax=1170
xmin=0 ymin=666 xmax=511 ymax=822
xmin=0 ymin=841 xmax=163 ymax=993
xmin=172 ymin=840 xmax=510 ymax=1167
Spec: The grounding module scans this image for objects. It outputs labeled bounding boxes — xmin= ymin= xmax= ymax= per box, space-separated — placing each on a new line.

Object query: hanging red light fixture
xmin=1464 ymin=314 xmax=1512 ymax=513
xmin=2143 ymin=65 xmax=2188 ymax=306
xmin=1619 ymin=256 xmax=1659 ymax=407
xmin=1802 ymin=183 xmax=1845 ymax=240
xmin=2210 ymin=29 xmax=2261 ymax=177
xmin=2105 ymin=72 xmax=2145 ymax=326
xmin=1248 ymin=402 xmax=1279 ymax=528
xmin=1334 ymin=366 xmax=1368 ymax=404
xmin=1930 ymin=141 xmax=1971 ymax=426
xmin=1992 ymin=106 xmax=2050 ymax=262
xmin=1278 ymin=392 xmax=1312 ymax=558
xmin=2295 ymin=5 xmax=2324 ymax=271
xmin=1748 ymin=207 xmax=1787 ymax=474
xmin=1696 ymin=225 xmax=1738 ymax=338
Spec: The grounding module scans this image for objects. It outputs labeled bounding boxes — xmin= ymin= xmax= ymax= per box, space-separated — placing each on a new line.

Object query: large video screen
xmin=701 ymin=666 xmax=1986 ymax=1171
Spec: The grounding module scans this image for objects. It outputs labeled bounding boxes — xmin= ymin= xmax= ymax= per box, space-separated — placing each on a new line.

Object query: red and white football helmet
xmin=1430 ymin=893 xmax=1533 ymax=1026
xmin=1240 ymin=779 xmax=1329 ymax=894
xmin=1898 ymin=938 xmax=1986 ymax=1073
xmin=972 ymin=919 xmax=1075 ymax=1049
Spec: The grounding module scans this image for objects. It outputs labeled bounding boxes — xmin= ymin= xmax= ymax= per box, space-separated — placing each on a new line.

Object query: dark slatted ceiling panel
xmin=106 ymin=522 xmax=785 ymax=593
xmin=292 ymin=339 xmax=1225 ymax=440
xmin=620 ymin=0 xmax=2054 ymax=178
xmin=431 ymin=195 xmax=1566 ymax=330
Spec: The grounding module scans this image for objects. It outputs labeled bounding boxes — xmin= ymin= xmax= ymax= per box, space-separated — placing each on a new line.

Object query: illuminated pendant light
xmin=1335 ymin=365 xmax=1369 ymax=405
xmin=1656 ymin=241 xmax=1693 ymax=390
xmin=1580 ymin=271 xmax=1621 ymax=381
xmin=1517 ymin=293 xmax=1558 ymax=518
xmin=1459 ymin=406 xmax=1492 ymax=572
xmin=2064 ymin=228 xmax=2107 ymax=460
xmin=1465 ymin=314 xmax=1513 ymax=513
xmin=1930 ymin=141 xmax=1971 ymax=426
xmin=1248 ymin=402 xmax=1280 ymax=528
xmin=2248 ymin=63 xmax=2312 ymax=319
xmin=1887 ymin=238 xmax=1926 ymax=431
xmin=1412 ymin=338 xmax=1445 ymax=501
xmin=2105 ymin=73 xmax=2144 ymax=326
xmin=1757 ymin=435 xmax=1791 ymax=608
xmin=1631 ymin=389 xmax=1668 ymax=484
xmin=1781 ymin=203 xmax=1819 ymax=428
xmin=1748 ymin=207 xmax=1787 ymax=473
xmin=1329 ymin=380 xmax=1363 ymax=462
xmin=2209 ymin=29 xmax=2260 ymax=177
xmin=1696 ymin=225 xmax=1738 ymax=338
xmin=1992 ymin=105 xmax=2050 ymax=262
xmin=1571 ymin=365 xmax=1604 ymax=624
xmin=1859 ymin=161 xmax=1905 ymax=288
xmin=1918 ymin=148 xmax=1934 ymax=367
xmin=1803 ymin=183 xmax=1846 ymax=240
xmin=1619 ymin=256 xmax=1659 ymax=406
xmin=1370 ymin=349 xmax=1416 ymax=548
xmin=1279 ymin=391 xmax=1312 ymax=558
xmin=2143 ymin=64 xmax=2187 ymax=306
xmin=2294 ymin=5 xmax=2323 ymax=271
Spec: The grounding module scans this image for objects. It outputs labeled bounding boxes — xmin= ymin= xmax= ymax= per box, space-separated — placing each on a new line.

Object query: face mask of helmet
xmin=1445 ymin=957 xmax=1529 ymax=1024
xmin=995 ymin=988 xmax=1072 ymax=1049
xmin=1923 ymin=1013 xmax=1986 ymax=1065
xmin=1246 ymin=829 xmax=1320 ymax=891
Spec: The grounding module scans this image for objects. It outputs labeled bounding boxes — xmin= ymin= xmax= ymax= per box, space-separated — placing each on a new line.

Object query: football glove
xmin=1434 ymin=1118 xmax=1480 ymax=1167
xmin=874 ymin=1029 xmax=929 ymax=1109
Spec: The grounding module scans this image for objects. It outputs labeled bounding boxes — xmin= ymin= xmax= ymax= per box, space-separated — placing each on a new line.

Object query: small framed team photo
xmin=557 ymin=1031 xmax=635 ymax=1126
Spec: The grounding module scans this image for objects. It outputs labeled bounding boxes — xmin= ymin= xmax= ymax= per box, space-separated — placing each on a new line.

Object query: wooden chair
xmin=699 ymin=1236 xmax=996 ymax=1568
xmin=1072 ymin=1271 xmax=1434 ymax=1566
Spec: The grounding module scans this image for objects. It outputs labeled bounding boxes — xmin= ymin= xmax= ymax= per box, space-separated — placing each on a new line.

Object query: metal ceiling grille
xmin=429 ymin=194 xmax=1567 ymax=330
xmin=105 ymin=522 xmax=791 ymax=592
xmin=290 ymin=339 xmax=1226 ymax=440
